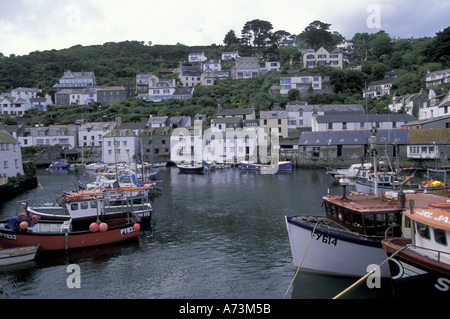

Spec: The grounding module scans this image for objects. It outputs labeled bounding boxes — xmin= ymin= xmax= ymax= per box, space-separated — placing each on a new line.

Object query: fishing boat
xmin=0 ymin=245 xmax=40 ymax=266
xmin=326 ymin=163 xmax=372 ymax=178
xmin=382 ymin=204 xmax=450 ymax=298
xmin=354 ymin=171 xmax=408 ymax=193
xmin=177 ymin=163 xmax=204 ymax=172
xmin=285 ymin=189 xmax=449 ymax=278
xmin=285 ymin=130 xmax=448 ymax=277
xmin=0 ymin=194 xmax=142 ymax=251
xmin=30 ymin=184 xmax=154 ymax=223
xmin=238 ymin=161 xmax=293 ymax=173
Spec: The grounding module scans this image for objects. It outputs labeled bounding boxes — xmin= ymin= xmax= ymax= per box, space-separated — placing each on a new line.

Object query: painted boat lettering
xmin=120 ymin=226 xmax=136 ymax=236
xmin=0 ymin=232 xmax=17 ymax=240
xmin=313 ymin=232 xmax=337 ymax=246
xmin=435 ymin=278 xmax=450 ymax=292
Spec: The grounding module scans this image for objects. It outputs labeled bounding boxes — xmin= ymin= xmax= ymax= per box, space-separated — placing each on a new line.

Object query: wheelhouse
xmin=323 ymin=195 xmax=403 ymax=237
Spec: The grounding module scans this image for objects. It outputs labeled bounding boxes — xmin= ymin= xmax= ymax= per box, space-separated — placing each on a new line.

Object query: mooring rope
xmin=332 ymin=245 xmax=409 ymax=299
xmin=283 ymin=220 xmax=320 ymax=299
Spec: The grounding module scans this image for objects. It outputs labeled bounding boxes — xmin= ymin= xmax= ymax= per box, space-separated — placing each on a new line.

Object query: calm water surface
xmin=0 ymin=167 xmax=393 ymax=299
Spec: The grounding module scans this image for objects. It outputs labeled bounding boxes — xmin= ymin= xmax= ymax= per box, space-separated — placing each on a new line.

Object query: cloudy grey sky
xmin=0 ymin=0 xmax=448 ymax=56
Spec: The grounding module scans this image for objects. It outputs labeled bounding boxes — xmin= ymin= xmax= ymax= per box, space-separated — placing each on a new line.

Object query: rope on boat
xmin=283 ymin=220 xmax=320 ymax=299
xmin=332 ymin=245 xmax=409 ymax=299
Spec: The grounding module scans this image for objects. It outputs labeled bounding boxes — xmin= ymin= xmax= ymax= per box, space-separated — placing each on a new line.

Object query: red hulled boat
xmin=0 ymin=194 xmax=141 ymax=251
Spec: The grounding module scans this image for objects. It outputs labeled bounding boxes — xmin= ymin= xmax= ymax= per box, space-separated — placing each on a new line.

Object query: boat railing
xmin=384 ymin=225 xmax=402 ymax=239
xmin=384 ymin=225 xmax=450 ymax=264
xmin=404 ymin=244 xmax=450 ymax=264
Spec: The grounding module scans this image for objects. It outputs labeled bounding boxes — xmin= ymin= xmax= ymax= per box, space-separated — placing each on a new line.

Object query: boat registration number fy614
xmin=312 ymin=232 xmax=337 ymax=246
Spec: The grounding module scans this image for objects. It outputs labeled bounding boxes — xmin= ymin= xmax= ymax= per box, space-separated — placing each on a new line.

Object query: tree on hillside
xmin=369 ymin=31 xmax=393 ymax=60
xmin=223 ymin=30 xmax=239 ymax=47
xmin=426 ymin=26 xmax=450 ymax=66
xmin=241 ymin=19 xmax=274 ymax=52
xmin=272 ymin=30 xmax=292 ymax=46
xmin=297 ymin=20 xmax=334 ymax=50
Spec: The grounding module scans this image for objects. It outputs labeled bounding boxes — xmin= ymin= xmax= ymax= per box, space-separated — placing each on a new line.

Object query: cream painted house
xmin=303 ymin=47 xmax=344 ymax=69
xmin=259 ymin=110 xmax=288 ymax=138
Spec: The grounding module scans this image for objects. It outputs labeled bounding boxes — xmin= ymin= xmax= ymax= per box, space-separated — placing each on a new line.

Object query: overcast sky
xmin=1 ymin=0 xmax=448 ymax=56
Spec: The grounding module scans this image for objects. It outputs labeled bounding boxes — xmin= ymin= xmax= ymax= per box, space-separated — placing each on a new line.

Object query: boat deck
xmin=323 ymin=192 xmax=449 ymax=213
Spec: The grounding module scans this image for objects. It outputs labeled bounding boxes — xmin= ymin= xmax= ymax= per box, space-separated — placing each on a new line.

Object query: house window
xmin=313 ymin=147 xmax=320 ymax=157
xmin=328 ymin=123 xmax=333 ymax=130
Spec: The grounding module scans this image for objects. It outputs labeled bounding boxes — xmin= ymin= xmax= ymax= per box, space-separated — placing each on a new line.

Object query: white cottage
xmin=0 ymin=130 xmax=24 ymax=181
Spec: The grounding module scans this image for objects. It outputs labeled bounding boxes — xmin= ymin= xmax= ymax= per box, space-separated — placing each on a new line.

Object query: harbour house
xmin=298 ymin=129 xmax=409 ymax=163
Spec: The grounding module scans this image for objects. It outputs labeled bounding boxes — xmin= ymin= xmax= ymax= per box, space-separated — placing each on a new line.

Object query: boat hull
xmin=383 ymin=239 xmax=450 ymax=298
xmin=285 ymin=216 xmax=391 ymax=277
xmin=238 ymin=161 xmax=292 ymax=172
xmin=354 ymin=180 xmax=396 ymax=193
xmin=177 ymin=164 xmax=204 ymax=172
xmin=0 ymin=223 xmax=139 ymax=251
xmin=0 ymin=245 xmax=39 ymax=266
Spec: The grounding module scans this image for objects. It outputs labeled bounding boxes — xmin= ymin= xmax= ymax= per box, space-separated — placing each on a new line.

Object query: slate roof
xmin=260 ymin=110 xmax=288 ymax=119
xmin=216 ymin=108 xmax=254 ymax=116
xmin=299 ymin=129 xmax=409 ymax=146
xmin=314 ymin=113 xmax=417 ymax=123
xmin=181 ymin=66 xmax=202 ymax=76
xmin=408 ymin=128 xmax=450 ymax=144
xmin=287 ymin=104 xmax=365 ymax=113
xmin=0 ymin=130 xmax=19 ymax=144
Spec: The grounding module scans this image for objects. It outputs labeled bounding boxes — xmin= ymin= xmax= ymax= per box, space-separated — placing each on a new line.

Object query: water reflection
xmin=0 ymin=167 xmax=394 ymax=299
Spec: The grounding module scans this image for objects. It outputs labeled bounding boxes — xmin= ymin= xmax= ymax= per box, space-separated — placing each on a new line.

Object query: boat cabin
xmin=405 ymin=207 xmax=450 ymax=257
xmin=322 ymin=194 xmax=404 ymax=237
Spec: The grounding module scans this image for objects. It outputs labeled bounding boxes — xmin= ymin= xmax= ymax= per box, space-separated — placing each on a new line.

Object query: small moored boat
xmin=0 ymin=245 xmax=39 ymax=266
xmin=238 ymin=161 xmax=292 ymax=173
xmin=177 ymin=163 xmax=204 ymax=172
xmin=326 ymin=163 xmax=372 ymax=178
xmin=48 ymin=161 xmax=72 ymax=170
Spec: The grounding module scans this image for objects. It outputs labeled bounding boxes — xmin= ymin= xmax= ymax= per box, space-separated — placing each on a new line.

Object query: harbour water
xmin=0 ymin=167 xmax=394 ymax=299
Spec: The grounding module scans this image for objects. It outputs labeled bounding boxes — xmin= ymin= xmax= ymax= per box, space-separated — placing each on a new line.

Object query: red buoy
xmin=19 ymin=221 xmax=29 ymax=230
xmin=99 ymin=223 xmax=108 ymax=232
xmin=89 ymin=223 xmax=99 ymax=232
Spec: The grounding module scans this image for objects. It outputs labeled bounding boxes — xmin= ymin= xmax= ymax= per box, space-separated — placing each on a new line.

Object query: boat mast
xmin=370 ymin=127 xmax=378 ymax=198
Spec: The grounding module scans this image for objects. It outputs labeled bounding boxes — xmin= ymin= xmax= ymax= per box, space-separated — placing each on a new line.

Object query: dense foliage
xmin=0 ymin=20 xmax=449 ymax=126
